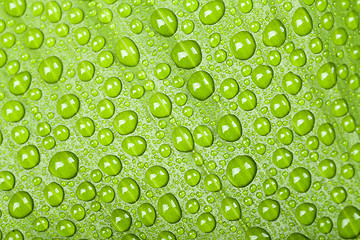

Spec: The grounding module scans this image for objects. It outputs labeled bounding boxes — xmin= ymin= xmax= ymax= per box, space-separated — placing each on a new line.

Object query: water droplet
xmin=204 ymin=174 xmax=221 ymax=192
xmin=68 ymin=7 xmax=84 ymax=24
xmin=331 ymin=98 xmax=348 ymax=117
xmin=263 ymin=18 xmax=286 ymax=47
xmin=186 ymin=198 xmax=200 ymax=214
xmin=272 ymin=148 xmax=293 ymax=169
xmin=121 ymin=136 xmax=147 ymax=156
xmin=184 ymin=169 xmax=201 ymax=187
xmin=137 ymin=203 xmax=156 ymax=227
xmin=270 ymin=94 xmax=290 ymax=118
xmin=54 ymin=125 xmax=70 ymax=141
xmin=341 ymin=164 xmax=355 ymax=179
xmin=330 ymin=186 xmax=347 ymax=204
xmin=277 ymin=187 xmax=290 ymax=200
xmin=220 ymin=78 xmax=239 ymax=99
xmin=263 ymin=178 xmax=278 ymax=196
xmin=115 ymin=37 xmax=140 ymax=67
xmin=193 ymin=125 xmax=213 ymax=147
xmin=217 ymin=114 xmax=242 ymax=142
xmin=332 ymin=27 xmax=348 ymax=46
xmin=99 ymin=155 xmax=122 ymax=176
xmin=8 ymin=191 xmax=33 ymax=219
xmin=292 ymin=110 xmax=315 ymax=136
xmin=245 ymin=227 xmax=271 ymax=240
xmin=37 ymin=122 xmax=51 ymax=137
xmin=158 ymin=231 xmax=177 ymax=240
xmin=254 ymin=117 xmax=271 ymax=136
xmin=118 ymin=177 xmax=140 ymax=203
xmin=70 ymin=204 xmax=86 ymax=221
xmin=149 ymin=93 xmax=172 ymax=118
xmin=289 ymin=167 xmax=311 ymax=193
xmin=316 ymin=62 xmax=337 ymax=89
xmin=38 ymin=56 xmax=63 ymax=84
xmin=117 ymin=3 xmax=132 ymax=18
xmin=91 ymin=35 xmax=106 ymax=52
xmin=289 ymin=49 xmax=307 ymax=67
xmin=98 ymin=8 xmax=113 ymax=24
xmin=145 ymin=165 xmax=169 ymax=188
xmin=171 ymin=40 xmax=202 ymax=69
xmin=291 ymin=7 xmax=313 ymax=36
xmin=345 ymin=10 xmax=359 ymax=29
xmin=158 ymin=193 xmax=182 ymax=223
xmin=337 ymin=206 xmax=360 ymax=238
xmin=4 ymin=229 xmax=24 ymax=240
xmin=317 ymin=123 xmax=335 ymax=146
xmin=282 ymin=72 xmax=302 ymax=95
xmin=76 ymin=117 xmax=95 ymax=137
xmin=209 ymin=33 xmax=221 ymax=47
xmin=43 ymin=182 xmax=64 ymax=207
xmin=295 ymin=202 xmax=317 ymax=225
xmin=258 ymin=199 xmax=280 ymax=221
xmin=287 ymin=232 xmax=310 ymax=240
xmin=221 ymin=197 xmax=241 ymax=221
xmin=56 ymin=219 xmax=76 ymax=237
xmin=196 ymin=212 xmax=216 ymax=233
xmin=172 ymin=126 xmax=194 ymax=152
xmin=229 ymin=31 xmax=256 ymax=60
xmin=56 ymin=94 xmax=80 ymax=118
xmin=130 ymin=19 xmax=143 ymax=34
xmin=154 ymin=63 xmax=171 ymax=80
xmin=252 ymin=65 xmax=273 ymax=89
xmin=238 ymin=0 xmax=253 ymax=13
xmin=317 ymin=216 xmax=333 ymax=234
xmin=350 ymin=143 xmax=360 ymax=162
xmin=268 ymin=50 xmax=281 ymax=66
xmin=96 ymin=99 xmax=115 ymax=119
xmin=33 ymin=217 xmax=49 ymax=232
xmin=113 ymin=110 xmax=138 ymax=135
xmin=151 ymin=8 xmax=178 ymax=37
xmin=0 ymin=49 xmax=7 ymax=68
xmin=309 ymin=37 xmax=323 ymax=54
xmin=48 ymin=151 xmax=79 ymax=179
xmin=28 ymin=88 xmax=42 ymax=101
xmin=238 ymin=89 xmax=257 ymax=111
xmin=45 ymin=1 xmax=62 ymax=23
xmin=99 ymin=186 xmax=115 ymax=203
xmin=318 ymin=159 xmax=336 ymax=179
xmin=0 ymin=171 xmax=15 ymax=191
xmin=76 ymin=181 xmax=96 ymax=201
xmin=5 ymin=0 xmax=26 ymax=17
xmin=17 ymin=145 xmax=40 ymax=169
xmin=77 ymin=60 xmax=95 ymax=82
xmin=2 ymin=100 xmax=25 ymax=122
xmin=104 ymin=77 xmax=122 ymax=98
xmin=199 ymin=0 xmax=225 ymax=25
xmin=25 ymin=28 xmax=44 ymax=49
xmin=226 ymin=155 xmax=257 ymax=187
xmin=321 ymin=12 xmax=334 ymax=30
xmin=187 ymin=71 xmax=215 ymax=101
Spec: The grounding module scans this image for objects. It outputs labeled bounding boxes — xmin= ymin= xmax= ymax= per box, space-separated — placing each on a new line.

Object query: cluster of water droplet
xmin=0 ymin=0 xmax=360 ymax=239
